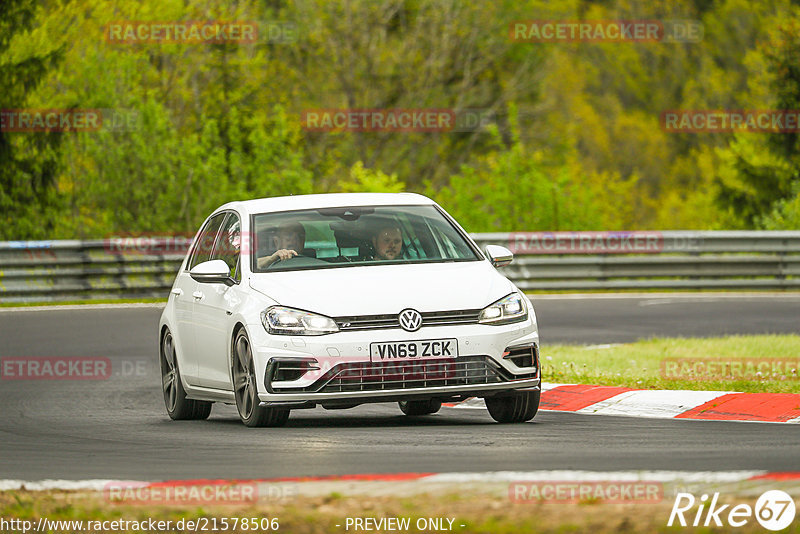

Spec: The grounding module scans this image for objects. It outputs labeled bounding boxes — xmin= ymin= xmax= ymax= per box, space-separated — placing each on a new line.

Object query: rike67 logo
xmin=668 ymin=490 xmax=796 ymax=531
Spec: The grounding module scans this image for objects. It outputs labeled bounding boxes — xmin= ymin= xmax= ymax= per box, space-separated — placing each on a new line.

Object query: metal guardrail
xmin=0 ymin=239 xmax=185 ymax=303
xmin=473 ymin=231 xmax=800 ymax=291
xmin=1 ymin=231 xmax=799 ymax=303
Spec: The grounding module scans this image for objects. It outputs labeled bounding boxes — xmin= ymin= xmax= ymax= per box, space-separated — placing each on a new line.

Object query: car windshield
xmin=251 ymin=204 xmax=480 ymax=272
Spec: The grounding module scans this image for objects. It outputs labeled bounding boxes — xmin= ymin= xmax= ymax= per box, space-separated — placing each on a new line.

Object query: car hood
xmin=248 ymin=261 xmax=515 ymax=316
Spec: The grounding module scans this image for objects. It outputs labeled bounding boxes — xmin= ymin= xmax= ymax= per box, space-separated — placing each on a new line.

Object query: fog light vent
xmin=502 ymin=344 xmax=537 ymax=369
xmin=266 ymin=358 xmax=319 ymax=385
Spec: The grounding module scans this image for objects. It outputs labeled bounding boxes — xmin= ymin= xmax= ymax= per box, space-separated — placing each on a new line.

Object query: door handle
xmin=192 ymin=291 xmax=204 ymax=300
xmin=171 ymin=288 xmax=183 ymax=296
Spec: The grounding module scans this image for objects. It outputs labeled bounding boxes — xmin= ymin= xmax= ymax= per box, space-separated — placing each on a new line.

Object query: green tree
xmin=337 ymin=162 xmax=405 ymax=193
xmin=760 ymin=181 xmax=800 ymax=229
xmin=714 ymin=13 xmax=800 ymax=227
xmin=433 ymin=107 xmax=637 ymax=232
xmin=0 ymin=0 xmax=64 ymax=239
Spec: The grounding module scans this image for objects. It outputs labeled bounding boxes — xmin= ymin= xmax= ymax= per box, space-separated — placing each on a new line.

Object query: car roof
xmin=216 ymin=192 xmax=436 ymax=215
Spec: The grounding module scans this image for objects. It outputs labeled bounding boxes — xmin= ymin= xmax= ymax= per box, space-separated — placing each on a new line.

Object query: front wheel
xmin=485 ymin=390 xmax=540 ymax=423
xmin=160 ymin=329 xmax=212 ymax=420
xmin=232 ymin=329 xmax=290 ymax=428
xmin=399 ymin=399 xmax=442 ymax=416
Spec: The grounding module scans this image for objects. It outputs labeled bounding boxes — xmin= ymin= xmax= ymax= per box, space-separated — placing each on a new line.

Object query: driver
xmin=372 ymin=224 xmax=404 ymax=261
xmin=257 ymin=222 xmax=305 ymax=268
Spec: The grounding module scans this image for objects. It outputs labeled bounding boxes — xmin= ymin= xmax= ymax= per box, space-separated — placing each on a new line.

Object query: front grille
xmin=335 ymin=314 xmax=397 ymax=330
xmin=335 ymin=309 xmax=481 ymax=331
xmin=271 ymin=356 xmax=537 ymax=394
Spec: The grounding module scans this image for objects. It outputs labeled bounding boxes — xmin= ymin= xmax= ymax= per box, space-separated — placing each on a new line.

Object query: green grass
xmin=3 ymin=489 xmax=796 ymax=534
xmin=542 ymin=335 xmax=800 ymax=393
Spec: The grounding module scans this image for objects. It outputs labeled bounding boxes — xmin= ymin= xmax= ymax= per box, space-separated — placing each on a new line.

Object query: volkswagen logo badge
xmin=398 ymin=308 xmax=423 ymax=332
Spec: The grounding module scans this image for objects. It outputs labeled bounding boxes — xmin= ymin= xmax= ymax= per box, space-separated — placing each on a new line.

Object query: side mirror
xmin=190 ymin=259 xmax=235 ymax=286
xmin=485 ymin=245 xmax=513 ymax=268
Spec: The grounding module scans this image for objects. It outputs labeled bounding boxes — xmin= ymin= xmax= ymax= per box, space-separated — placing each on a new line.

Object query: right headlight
xmin=261 ymin=306 xmax=339 ymax=335
xmin=479 ymin=293 xmax=528 ymax=325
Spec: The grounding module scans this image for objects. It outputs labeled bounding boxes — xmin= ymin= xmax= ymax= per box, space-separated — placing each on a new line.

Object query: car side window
xmin=212 ymin=213 xmax=241 ymax=281
xmin=188 ymin=213 xmax=227 ymax=270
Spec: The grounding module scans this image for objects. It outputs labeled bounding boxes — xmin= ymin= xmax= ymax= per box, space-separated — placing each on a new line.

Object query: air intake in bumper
xmin=502 ymin=344 xmax=539 ymax=370
xmin=267 ymin=355 xmax=537 ymax=394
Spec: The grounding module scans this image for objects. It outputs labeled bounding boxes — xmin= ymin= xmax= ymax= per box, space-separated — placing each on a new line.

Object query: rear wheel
xmin=398 ymin=399 xmax=442 ymax=416
xmin=232 ymin=329 xmax=290 ymax=427
xmin=485 ymin=390 xmax=540 ymax=423
xmin=160 ymin=329 xmax=212 ymax=420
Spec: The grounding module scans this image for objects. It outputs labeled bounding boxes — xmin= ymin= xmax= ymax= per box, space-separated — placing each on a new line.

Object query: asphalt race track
xmin=1 ymin=294 xmax=799 ymax=481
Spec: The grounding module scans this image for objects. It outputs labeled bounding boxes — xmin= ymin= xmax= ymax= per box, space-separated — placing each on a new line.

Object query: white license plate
xmin=369 ymin=339 xmax=458 ymax=362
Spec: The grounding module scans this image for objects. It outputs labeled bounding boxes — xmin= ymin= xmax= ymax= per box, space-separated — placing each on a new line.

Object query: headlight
xmin=261 ymin=306 xmax=339 ymax=335
xmin=479 ymin=293 xmax=528 ymax=325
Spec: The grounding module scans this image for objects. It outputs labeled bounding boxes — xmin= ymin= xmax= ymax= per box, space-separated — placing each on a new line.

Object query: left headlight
xmin=261 ymin=306 xmax=339 ymax=335
xmin=478 ymin=293 xmax=528 ymax=325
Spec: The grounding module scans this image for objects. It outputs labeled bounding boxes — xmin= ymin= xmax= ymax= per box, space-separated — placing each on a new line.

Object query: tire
xmin=232 ymin=329 xmax=290 ymax=428
xmin=160 ymin=329 xmax=212 ymax=420
xmin=399 ymin=399 xmax=442 ymax=416
xmin=485 ymin=390 xmax=540 ymax=423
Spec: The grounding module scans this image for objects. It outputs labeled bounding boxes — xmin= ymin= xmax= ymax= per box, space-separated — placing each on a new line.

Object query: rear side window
xmin=188 ymin=212 xmax=227 ymax=270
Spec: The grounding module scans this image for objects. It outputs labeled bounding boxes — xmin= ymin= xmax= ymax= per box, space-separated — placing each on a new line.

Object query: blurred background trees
xmin=0 ymin=0 xmax=65 ymax=238
xmin=1 ymin=0 xmax=799 ymax=238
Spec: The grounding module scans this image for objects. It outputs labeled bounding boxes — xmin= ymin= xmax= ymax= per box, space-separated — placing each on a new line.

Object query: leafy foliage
xmin=0 ymin=0 xmax=64 ymax=239
xmin=2 ymin=0 xmax=800 ymax=238
xmin=338 ymin=162 xmax=405 ymax=193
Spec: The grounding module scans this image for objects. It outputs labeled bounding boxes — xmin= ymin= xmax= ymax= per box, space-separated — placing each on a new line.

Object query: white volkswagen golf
xmin=158 ymin=193 xmax=541 ymax=427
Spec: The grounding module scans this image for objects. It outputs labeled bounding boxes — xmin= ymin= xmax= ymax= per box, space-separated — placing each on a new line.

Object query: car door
xmin=193 ymin=212 xmax=244 ymax=390
xmin=171 ymin=270 xmax=199 ymax=383
xmin=178 ymin=212 xmax=227 ymax=385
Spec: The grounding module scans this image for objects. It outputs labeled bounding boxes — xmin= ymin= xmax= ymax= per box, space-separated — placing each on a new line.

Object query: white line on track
xmin=576 ymin=390 xmax=733 ymax=419
xmin=424 ymin=471 xmax=767 ymax=483
xmin=0 ymin=303 xmax=166 ymax=313
xmin=0 ymin=480 xmax=115 ymax=491
xmin=0 ymin=471 xmax=770 ymax=491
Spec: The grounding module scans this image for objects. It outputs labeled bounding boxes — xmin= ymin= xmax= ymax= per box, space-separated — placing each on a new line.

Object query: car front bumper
xmin=248 ymin=319 xmax=540 ymax=404
xmin=259 ymin=380 xmax=541 ymax=406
